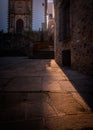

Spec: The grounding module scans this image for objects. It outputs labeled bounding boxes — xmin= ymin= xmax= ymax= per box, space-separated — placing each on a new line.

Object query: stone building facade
xmin=54 ymin=0 xmax=93 ymax=76
xmin=8 ymin=0 xmax=47 ymax=33
xmin=8 ymin=0 xmax=32 ymax=33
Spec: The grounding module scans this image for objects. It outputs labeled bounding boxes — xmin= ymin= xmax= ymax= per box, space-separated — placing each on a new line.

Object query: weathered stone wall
xmin=54 ymin=0 xmax=93 ymax=76
xmin=54 ymin=0 xmax=62 ymax=64
xmin=71 ymin=0 xmax=93 ymax=75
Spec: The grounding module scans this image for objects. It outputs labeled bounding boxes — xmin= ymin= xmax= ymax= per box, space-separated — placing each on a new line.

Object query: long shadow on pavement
xmin=62 ymin=67 xmax=93 ymax=112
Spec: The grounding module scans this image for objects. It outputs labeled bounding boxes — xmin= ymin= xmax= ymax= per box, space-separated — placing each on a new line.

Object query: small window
xmin=10 ymin=17 xmax=14 ymax=28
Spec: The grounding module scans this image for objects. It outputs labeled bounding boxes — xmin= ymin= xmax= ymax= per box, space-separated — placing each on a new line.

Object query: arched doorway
xmin=16 ymin=19 xmax=24 ymax=33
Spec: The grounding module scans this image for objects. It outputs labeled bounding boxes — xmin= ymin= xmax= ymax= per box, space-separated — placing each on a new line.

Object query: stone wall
xmin=71 ymin=0 xmax=93 ymax=75
xmin=54 ymin=0 xmax=93 ymax=76
xmin=54 ymin=0 xmax=62 ymax=64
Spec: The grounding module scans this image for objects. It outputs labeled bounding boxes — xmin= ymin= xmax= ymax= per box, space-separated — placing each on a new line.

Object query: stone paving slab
xmin=0 ymin=114 xmax=93 ymax=130
xmin=42 ymin=75 xmax=68 ymax=82
xmin=0 ymin=68 xmax=40 ymax=78
xmin=72 ymin=93 xmax=92 ymax=112
xmin=26 ymin=102 xmax=57 ymax=119
xmin=0 ymin=93 xmax=57 ymax=122
xmin=42 ymin=81 xmax=62 ymax=92
xmin=59 ymin=80 xmax=77 ymax=92
xmin=0 ymin=57 xmax=93 ymax=129
xmin=48 ymin=93 xmax=91 ymax=115
xmin=0 ymin=92 xmax=92 ymax=122
xmin=0 ymin=57 xmax=26 ymax=68
xmin=4 ymin=77 xmax=42 ymax=91
xmin=0 ymin=102 xmax=25 ymax=122
xmin=45 ymin=114 xmax=93 ymax=130
xmin=0 ymin=93 xmax=27 ymax=107
xmin=0 ymin=119 xmax=43 ymax=130
xmin=0 ymin=78 xmax=11 ymax=91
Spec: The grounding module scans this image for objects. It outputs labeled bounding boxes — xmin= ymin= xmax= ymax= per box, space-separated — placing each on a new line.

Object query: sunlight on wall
xmin=48 ymin=0 xmax=53 ymax=2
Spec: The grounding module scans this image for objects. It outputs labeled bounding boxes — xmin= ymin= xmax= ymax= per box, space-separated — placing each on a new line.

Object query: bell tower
xmin=8 ymin=0 xmax=32 ymax=33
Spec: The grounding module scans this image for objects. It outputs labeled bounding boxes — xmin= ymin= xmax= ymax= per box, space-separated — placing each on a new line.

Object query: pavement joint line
xmin=3 ymin=77 xmax=15 ymax=87
xmin=46 ymin=99 xmax=59 ymax=117
xmin=1 ymin=113 xmax=93 ymax=124
xmin=0 ymin=91 xmax=81 ymax=94
xmin=0 ymin=91 xmax=75 ymax=94
xmin=71 ymin=93 xmax=92 ymax=112
xmin=1 ymin=90 xmax=93 ymax=94
xmin=0 ymin=118 xmax=43 ymax=124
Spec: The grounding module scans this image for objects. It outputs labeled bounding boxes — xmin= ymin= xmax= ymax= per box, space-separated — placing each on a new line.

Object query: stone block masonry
xmin=54 ymin=0 xmax=93 ymax=76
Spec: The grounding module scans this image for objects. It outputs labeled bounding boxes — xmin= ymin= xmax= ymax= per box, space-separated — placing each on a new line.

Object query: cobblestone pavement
xmin=0 ymin=57 xmax=93 ymax=130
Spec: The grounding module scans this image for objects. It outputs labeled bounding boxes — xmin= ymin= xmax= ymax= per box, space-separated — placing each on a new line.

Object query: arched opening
xmin=16 ymin=19 xmax=24 ymax=33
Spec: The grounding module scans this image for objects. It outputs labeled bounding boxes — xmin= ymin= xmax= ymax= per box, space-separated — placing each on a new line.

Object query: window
xmin=59 ymin=0 xmax=70 ymax=41
xmin=10 ymin=17 xmax=14 ymax=28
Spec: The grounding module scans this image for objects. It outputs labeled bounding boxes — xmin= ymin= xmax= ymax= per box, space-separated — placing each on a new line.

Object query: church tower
xmin=9 ymin=0 xmax=32 ymax=33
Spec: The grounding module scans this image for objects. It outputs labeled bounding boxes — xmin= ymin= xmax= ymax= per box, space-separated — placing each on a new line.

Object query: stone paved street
xmin=0 ymin=57 xmax=93 ymax=130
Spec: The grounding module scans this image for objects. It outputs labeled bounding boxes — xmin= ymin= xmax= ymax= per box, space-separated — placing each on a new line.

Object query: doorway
xmin=62 ymin=50 xmax=71 ymax=67
xmin=16 ymin=19 xmax=24 ymax=33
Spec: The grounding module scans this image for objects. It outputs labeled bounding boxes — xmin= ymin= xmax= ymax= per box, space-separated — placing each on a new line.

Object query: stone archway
xmin=16 ymin=19 xmax=24 ymax=33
